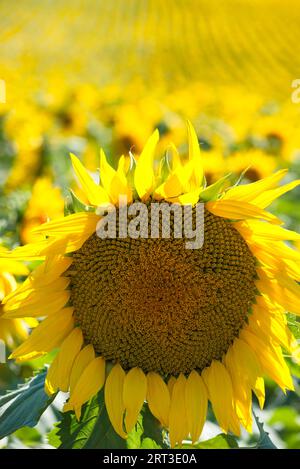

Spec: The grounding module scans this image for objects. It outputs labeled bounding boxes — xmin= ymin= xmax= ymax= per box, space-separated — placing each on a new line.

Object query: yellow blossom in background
xmin=21 ymin=178 xmax=65 ymax=245
xmin=226 ymin=150 xmax=278 ymax=183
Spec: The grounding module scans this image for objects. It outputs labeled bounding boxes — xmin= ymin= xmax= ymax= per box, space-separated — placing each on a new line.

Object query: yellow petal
xmin=226 ymin=361 xmax=252 ymax=431
xmin=202 ymin=360 xmax=233 ymax=433
xmin=10 ymin=307 xmax=74 ymax=362
xmin=0 ymin=259 xmax=29 ymax=276
xmin=255 ymin=240 xmax=300 ymax=263
xmin=155 ymin=173 xmax=186 ymax=200
xmin=4 ymin=258 xmax=72 ymax=304
xmin=224 ymin=340 xmax=260 ymax=432
xmin=3 ymin=290 xmax=70 ymax=318
xmin=0 ymin=272 xmax=16 ymax=298
xmin=146 ymin=372 xmax=170 ymax=428
xmin=105 ymin=363 xmax=126 ymax=438
xmin=64 ymin=356 xmax=106 ymax=420
xmin=117 ymin=154 xmax=129 ymax=176
xmin=69 ymin=344 xmax=95 ymax=394
xmin=45 ymin=354 xmax=60 ymax=395
xmin=154 ymin=159 xmax=195 ymax=200
xmin=167 ymin=143 xmax=182 ymax=172
xmin=134 ymin=130 xmax=159 ymax=201
xmin=168 ymin=376 xmax=176 ymax=398
xmin=249 ymin=304 xmax=297 ymax=353
xmin=185 ymin=371 xmax=208 ymax=443
xmin=166 ymin=189 xmax=201 ymax=206
xmin=247 ymin=242 xmax=300 ymax=281
xmin=100 ymin=149 xmax=117 ymax=192
xmin=223 ymin=169 xmax=288 ymax=202
xmin=231 ymin=338 xmax=261 ymax=388
xmin=241 ymin=329 xmax=294 ymax=392
xmin=70 ymin=153 xmax=110 ymax=206
xmin=8 ymin=235 xmax=86 ymax=260
xmin=207 ymin=199 xmax=282 ymax=224
xmin=100 ymin=150 xmax=132 ymax=204
xmin=257 ymin=269 xmax=300 ymax=316
xmin=4 ymin=277 xmax=70 ymax=308
xmin=228 ymin=409 xmax=241 ymax=437
xmin=252 ymin=179 xmax=300 ymax=208
xmin=169 ymin=374 xmax=188 ymax=448
xmin=123 ymin=367 xmax=147 ymax=433
xmin=0 ymin=238 xmax=64 ymax=260
xmin=45 ymin=328 xmax=83 ymax=394
xmin=187 ymin=120 xmax=203 ymax=189
xmin=33 ymin=212 xmax=100 ymax=236
xmin=4 ymin=257 xmax=72 ymax=302
xmin=234 ymin=220 xmax=300 ymax=242
xmin=24 ymin=318 xmax=39 ymax=328
xmin=253 ymin=377 xmax=265 ymax=409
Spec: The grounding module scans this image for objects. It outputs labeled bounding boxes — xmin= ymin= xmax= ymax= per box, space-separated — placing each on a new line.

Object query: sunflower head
xmin=2 ymin=122 xmax=300 ymax=447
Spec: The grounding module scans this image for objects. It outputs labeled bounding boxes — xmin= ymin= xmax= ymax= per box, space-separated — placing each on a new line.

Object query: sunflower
xmin=21 ymin=177 xmax=65 ymax=245
xmin=1 ymin=122 xmax=300 ymax=447
xmin=226 ymin=149 xmax=277 ymax=183
xmin=0 ymin=255 xmax=37 ymax=348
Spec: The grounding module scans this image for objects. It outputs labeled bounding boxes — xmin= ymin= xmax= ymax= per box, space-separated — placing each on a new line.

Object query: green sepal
xmin=65 ymin=189 xmax=95 ymax=215
xmin=199 ymin=173 xmax=232 ymax=201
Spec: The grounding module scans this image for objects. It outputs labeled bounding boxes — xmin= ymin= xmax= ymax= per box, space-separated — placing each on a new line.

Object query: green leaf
xmin=126 ymin=405 xmax=166 ymax=449
xmin=56 ymin=396 xmax=167 ymax=449
xmin=254 ymin=413 xmax=277 ymax=449
xmin=47 ymin=423 xmax=62 ymax=448
xmin=141 ymin=437 xmax=161 ymax=449
xmin=182 ymin=433 xmax=239 ymax=449
xmin=57 ymin=389 xmax=126 ymax=449
xmin=0 ymin=370 xmax=53 ymax=439
xmin=140 ymin=404 xmax=166 ymax=448
xmin=268 ymin=407 xmax=300 ymax=432
xmin=14 ymin=427 xmax=42 ymax=446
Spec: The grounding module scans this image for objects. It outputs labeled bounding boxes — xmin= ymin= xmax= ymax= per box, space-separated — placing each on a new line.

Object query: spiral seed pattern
xmin=69 ymin=207 xmax=257 ymax=375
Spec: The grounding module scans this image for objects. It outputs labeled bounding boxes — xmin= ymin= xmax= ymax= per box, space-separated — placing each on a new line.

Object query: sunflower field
xmin=1 ymin=0 xmax=300 ymax=454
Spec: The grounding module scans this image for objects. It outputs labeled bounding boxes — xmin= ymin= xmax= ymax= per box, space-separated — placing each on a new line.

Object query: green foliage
xmin=0 ymin=189 xmax=29 ymax=247
xmin=54 ymin=389 xmax=126 ymax=449
xmin=127 ymin=404 xmax=167 ymax=449
xmin=182 ymin=434 xmax=239 ymax=449
xmin=52 ymin=394 xmax=166 ymax=449
xmin=0 ymin=370 xmax=54 ymax=439
xmin=253 ymin=414 xmax=277 ymax=449
xmin=287 ymin=314 xmax=300 ymax=341
xmin=141 ymin=404 xmax=167 ymax=448
xmin=13 ymin=427 xmax=42 ymax=447
xmin=268 ymin=407 xmax=300 ymax=449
